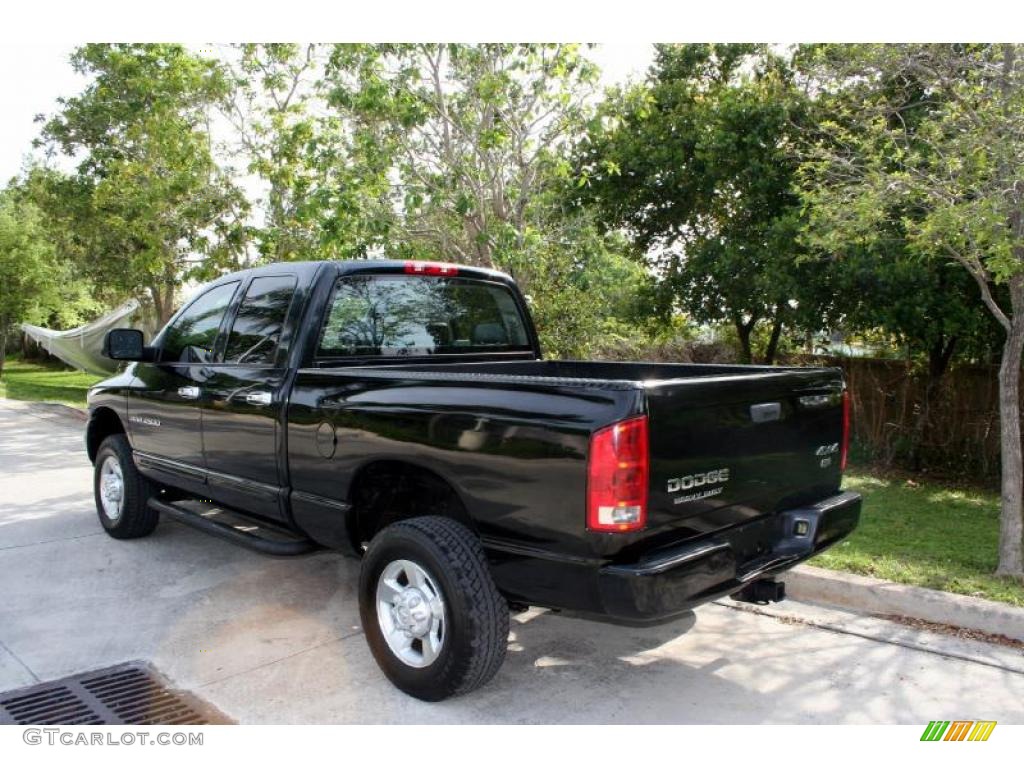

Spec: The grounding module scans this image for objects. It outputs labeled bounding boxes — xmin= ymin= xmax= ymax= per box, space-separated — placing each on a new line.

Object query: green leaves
xmin=326 ymin=44 xmax=599 ymax=270
xmin=38 ymin=44 xmax=246 ymax=324
xmin=798 ymin=44 xmax=1024 ymax=325
xmin=0 ymin=193 xmax=58 ymax=329
xmin=575 ymin=43 xmax=814 ymax=362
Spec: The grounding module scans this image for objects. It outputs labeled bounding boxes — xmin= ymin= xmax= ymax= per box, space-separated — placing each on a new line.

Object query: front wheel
xmin=359 ymin=516 xmax=509 ymax=701
xmin=93 ymin=434 xmax=159 ymax=539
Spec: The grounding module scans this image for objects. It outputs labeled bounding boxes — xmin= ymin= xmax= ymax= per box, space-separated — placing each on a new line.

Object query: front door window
xmin=161 ymin=282 xmax=239 ymax=363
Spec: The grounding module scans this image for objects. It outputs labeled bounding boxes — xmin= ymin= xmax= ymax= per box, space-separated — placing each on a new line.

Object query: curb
xmin=786 ymin=564 xmax=1024 ymax=643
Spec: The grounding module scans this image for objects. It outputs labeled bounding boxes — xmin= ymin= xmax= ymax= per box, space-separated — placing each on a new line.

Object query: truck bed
xmin=293 ymin=358 xmax=844 ymax=546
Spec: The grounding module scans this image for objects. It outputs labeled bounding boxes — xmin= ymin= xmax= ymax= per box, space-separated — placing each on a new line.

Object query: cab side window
xmin=222 ymin=275 xmax=298 ymax=365
xmin=161 ymin=282 xmax=239 ymax=363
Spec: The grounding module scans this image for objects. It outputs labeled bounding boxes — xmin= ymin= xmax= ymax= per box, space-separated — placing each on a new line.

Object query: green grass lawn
xmin=0 ymin=357 xmax=103 ymax=409
xmin=813 ymin=470 xmax=1024 ymax=607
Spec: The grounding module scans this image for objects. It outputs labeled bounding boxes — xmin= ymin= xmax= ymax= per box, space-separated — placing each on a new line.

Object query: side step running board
xmin=149 ymin=498 xmax=318 ymax=556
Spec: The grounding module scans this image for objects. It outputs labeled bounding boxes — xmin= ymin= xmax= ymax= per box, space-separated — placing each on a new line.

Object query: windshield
xmin=316 ymin=275 xmax=532 ymax=358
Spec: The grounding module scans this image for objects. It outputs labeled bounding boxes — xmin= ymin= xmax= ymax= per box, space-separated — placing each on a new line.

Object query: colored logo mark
xmin=920 ymin=721 xmax=996 ymax=742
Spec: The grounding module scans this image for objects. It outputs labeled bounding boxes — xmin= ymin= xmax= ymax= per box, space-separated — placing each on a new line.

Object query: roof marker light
xmin=404 ymin=261 xmax=459 ymax=277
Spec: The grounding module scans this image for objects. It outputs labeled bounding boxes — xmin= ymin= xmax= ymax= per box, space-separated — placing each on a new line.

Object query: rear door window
xmin=223 ymin=275 xmax=298 ymax=365
xmin=316 ymin=275 xmax=531 ymax=358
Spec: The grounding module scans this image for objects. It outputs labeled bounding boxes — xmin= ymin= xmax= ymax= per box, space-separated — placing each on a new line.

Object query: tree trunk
xmin=908 ymin=335 xmax=957 ymax=471
xmin=996 ymin=323 xmax=1024 ymax=578
xmin=762 ymin=309 xmax=783 ymax=365
xmin=159 ymin=283 xmax=176 ymax=327
xmin=149 ymin=285 xmax=166 ymax=329
xmin=0 ymin=317 xmax=8 ymax=379
xmin=735 ymin=319 xmax=754 ymax=364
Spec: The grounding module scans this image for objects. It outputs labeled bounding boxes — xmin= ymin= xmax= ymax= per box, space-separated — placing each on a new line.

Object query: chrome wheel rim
xmin=99 ymin=455 xmax=125 ymax=522
xmin=376 ymin=558 xmax=446 ymax=668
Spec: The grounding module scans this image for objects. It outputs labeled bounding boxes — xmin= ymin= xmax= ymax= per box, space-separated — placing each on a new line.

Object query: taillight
xmin=840 ymin=390 xmax=851 ymax=471
xmin=587 ymin=415 xmax=649 ymax=532
xmin=404 ymin=261 xmax=459 ymax=276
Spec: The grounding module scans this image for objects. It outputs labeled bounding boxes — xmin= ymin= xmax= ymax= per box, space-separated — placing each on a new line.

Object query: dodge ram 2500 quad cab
xmin=87 ymin=259 xmax=860 ymax=700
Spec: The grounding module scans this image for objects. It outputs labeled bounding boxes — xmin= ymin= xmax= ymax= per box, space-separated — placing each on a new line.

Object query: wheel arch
xmin=346 ymin=459 xmax=478 ymax=551
xmin=86 ymin=407 xmax=126 ymax=464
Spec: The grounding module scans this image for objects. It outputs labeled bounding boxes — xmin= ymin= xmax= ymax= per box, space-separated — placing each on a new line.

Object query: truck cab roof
xmin=203 ymin=259 xmax=516 ymax=290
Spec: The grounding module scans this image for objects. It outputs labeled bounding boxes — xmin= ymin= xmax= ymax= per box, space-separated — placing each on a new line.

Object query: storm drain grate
xmin=0 ymin=662 xmax=230 ymax=725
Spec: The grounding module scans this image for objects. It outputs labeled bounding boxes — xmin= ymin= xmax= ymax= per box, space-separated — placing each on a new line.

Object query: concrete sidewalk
xmin=2 ymin=398 xmax=1023 ymax=724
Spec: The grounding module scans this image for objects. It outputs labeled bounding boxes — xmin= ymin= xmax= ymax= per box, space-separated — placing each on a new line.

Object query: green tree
xmin=219 ymin=44 xmax=393 ymax=262
xmin=517 ymin=208 xmax=649 ymax=358
xmin=40 ymin=44 xmax=248 ymax=325
xmin=0 ymin=192 xmax=60 ymax=375
xmin=575 ymin=44 xmax=819 ymax=363
xmin=326 ymin=44 xmax=600 ymax=280
xmin=13 ymin=167 xmax=105 ymax=325
xmin=799 ymin=44 xmax=1024 ymax=578
xmin=323 ymin=44 xmax=646 ymax=355
xmin=790 ymin=47 xmax=1002 ymax=469
xmin=819 ymin=219 xmax=1002 ymax=467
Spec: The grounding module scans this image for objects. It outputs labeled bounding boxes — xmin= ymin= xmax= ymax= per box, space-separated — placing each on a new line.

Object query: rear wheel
xmin=359 ymin=516 xmax=508 ymax=701
xmin=93 ymin=434 xmax=159 ymax=539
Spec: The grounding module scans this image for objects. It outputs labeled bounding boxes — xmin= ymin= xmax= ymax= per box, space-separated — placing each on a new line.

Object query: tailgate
xmin=644 ymin=368 xmax=845 ymax=540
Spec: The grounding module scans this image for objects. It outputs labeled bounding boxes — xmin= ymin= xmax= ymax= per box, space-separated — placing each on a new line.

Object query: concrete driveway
xmin=1 ymin=398 xmax=1022 ymax=724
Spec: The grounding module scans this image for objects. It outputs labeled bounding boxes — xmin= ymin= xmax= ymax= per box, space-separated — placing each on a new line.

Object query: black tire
xmin=359 ymin=516 xmax=509 ymax=701
xmin=93 ymin=434 xmax=159 ymax=539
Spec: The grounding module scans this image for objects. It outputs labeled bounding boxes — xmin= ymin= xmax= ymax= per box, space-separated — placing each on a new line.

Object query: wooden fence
xmin=795 ymin=355 xmax=1003 ymax=480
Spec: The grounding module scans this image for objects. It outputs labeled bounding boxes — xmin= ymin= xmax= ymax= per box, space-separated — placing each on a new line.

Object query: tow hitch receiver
xmin=731 ymin=578 xmax=786 ymax=605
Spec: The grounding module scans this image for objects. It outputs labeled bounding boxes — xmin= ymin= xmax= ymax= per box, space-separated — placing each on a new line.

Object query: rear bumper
xmin=594 ymin=491 xmax=861 ymax=624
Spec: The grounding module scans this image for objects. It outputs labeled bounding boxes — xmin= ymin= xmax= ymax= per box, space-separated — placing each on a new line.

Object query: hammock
xmin=20 ymin=300 xmax=147 ymax=376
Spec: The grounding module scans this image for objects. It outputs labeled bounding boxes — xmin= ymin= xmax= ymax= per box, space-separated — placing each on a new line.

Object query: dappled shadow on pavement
xmin=2 ymin=399 xmax=1023 ymax=724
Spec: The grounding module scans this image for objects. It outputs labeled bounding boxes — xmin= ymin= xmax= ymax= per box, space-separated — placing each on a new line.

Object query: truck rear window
xmin=316 ymin=275 xmax=532 ymax=358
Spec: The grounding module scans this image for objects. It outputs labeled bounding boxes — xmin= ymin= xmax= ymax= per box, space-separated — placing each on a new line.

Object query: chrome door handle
xmin=177 ymin=386 xmax=201 ymax=400
xmin=245 ymin=391 xmax=273 ymax=406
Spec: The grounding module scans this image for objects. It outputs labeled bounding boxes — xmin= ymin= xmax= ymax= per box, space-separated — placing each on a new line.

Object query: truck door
xmin=128 ymin=281 xmax=241 ymax=492
xmin=200 ymin=274 xmax=300 ymax=523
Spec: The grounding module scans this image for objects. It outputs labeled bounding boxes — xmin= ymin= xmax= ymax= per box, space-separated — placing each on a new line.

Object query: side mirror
xmin=102 ymin=329 xmax=149 ymax=361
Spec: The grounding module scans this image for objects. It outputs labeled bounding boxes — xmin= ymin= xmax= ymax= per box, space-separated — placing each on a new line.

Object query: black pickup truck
xmin=87 ymin=259 xmax=860 ymax=700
